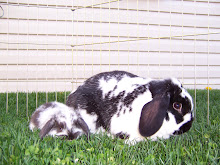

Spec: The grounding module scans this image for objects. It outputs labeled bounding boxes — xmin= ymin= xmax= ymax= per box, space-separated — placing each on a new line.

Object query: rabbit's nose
xmin=68 ymin=131 xmax=81 ymax=140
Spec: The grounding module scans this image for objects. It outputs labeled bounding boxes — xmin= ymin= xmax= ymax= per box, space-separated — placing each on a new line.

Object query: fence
xmin=0 ymin=0 xmax=220 ymax=123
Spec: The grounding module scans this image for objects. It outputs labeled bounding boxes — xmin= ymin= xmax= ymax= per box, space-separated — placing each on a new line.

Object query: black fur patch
xmin=54 ymin=121 xmax=66 ymax=133
xmin=66 ymin=71 xmax=139 ymax=131
xmin=173 ymin=117 xmax=193 ymax=135
xmin=66 ymin=71 xmax=193 ymax=139
xmin=30 ymin=102 xmax=56 ymax=128
xmin=43 ymin=102 xmax=56 ymax=109
xmin=165 ymin=113 xmax=169 ymax=121
xmin=116 ymin=132 xmax=130 ymax=139
xmin=30 ymin=110 xmax=41 ymax=127
xmin=139 ymin=93 xmax=170 ymax=137
xmin=66 ymin=131 xmax=81 ymax=140
xmin=149 ymin=79 xmax=192 ymax=125
xmin=123 ymin=85 xmax=147 ymax=107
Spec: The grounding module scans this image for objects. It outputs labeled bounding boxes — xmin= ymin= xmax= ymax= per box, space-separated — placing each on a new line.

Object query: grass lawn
xmin=0 ymin=90 xmax=219 ymax=164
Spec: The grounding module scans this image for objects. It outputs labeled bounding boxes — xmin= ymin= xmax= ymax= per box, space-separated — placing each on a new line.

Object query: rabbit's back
xmin=66 ymin=71 xmax=152 ymax=137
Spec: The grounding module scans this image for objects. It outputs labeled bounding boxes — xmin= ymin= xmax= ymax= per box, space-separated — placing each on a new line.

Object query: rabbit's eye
xmin=59 ymin=122 xmax=66 ymax=130
xmin=173 ymin=102 xmax=182 ymax=111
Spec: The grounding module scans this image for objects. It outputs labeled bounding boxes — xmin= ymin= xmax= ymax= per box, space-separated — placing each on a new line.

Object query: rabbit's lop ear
xmin=139 ymin=93 xmax=170 ymax=137
xmin=39 ymin=118 xmax=56 ymax=139
xmin=76 ymin=118 xmax=90 ymax=137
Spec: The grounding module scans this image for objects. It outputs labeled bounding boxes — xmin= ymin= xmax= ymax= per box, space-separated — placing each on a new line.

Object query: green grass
xmin=0 ymin=90 xmax=219 ymax=164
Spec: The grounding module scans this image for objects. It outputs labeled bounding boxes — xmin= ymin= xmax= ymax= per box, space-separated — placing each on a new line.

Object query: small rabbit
xmin=29 ymin=101 xmax=89 ymax=140
xmin=66 ymin=70 xmax=194 ymax=144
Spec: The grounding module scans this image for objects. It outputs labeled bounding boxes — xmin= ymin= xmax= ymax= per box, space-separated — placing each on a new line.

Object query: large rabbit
xmin=66 ymin=70 xmax=194 ymax=143
xmin=29 ymin=101 xmax=89 ymax=140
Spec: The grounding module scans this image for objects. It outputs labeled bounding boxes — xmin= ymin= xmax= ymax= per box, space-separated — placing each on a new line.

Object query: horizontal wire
xmin=1 ymin=32 xmax=219 ymax=47
xmin=183 ymin=0 xmax=220 ymax=3
xmin=0 ymin=41 xmax=70 ymax=46
xmin=0 ymin=2 xmax=70 ymax=10
xmin=1 ymin=18 xmax=220 ymax=29
xmin=2 ymin=17 xmax=220 ymax=30
xmin=1 ymin=33 xmax=220 ymax=42
xmin=0 ymin=0 xmax=121 ymax=11
xmin=1 ymin=76 xmax=220 ymax=81
xmin=0 ymin=1 xmax=219 ymax=16
xmin=1 ymin=79 xmax=220 ymax=86
xmin=0 ymin=63 xmax=219 ymax=67
xmin=71 ymin=32 xmax=220 ymax=47
xmin=72 ymin=0 xmax=121 ymax=11
xmin=0 ymin=32 xmax=220 ymax=42
xmin=0 ymin=48 xmax=219 ymax=54
xmin=0 ymin=32 xmax=220 ymax=43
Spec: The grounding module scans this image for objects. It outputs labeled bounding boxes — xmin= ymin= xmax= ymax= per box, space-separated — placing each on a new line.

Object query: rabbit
xmin=66 ymin=70 xmax=194 ymax=144
xmin=29 ymin=101 xmax=90 ymax=140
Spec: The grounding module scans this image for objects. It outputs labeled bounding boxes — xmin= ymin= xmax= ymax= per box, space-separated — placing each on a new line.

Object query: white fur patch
xmin=113 ymin=77 xmax=151 ymax=96
xmin=149 ymin=112 xmax=192 ymax=141
xmin=171 ymin=78 xmax=182 ymax=88
xmin=110 ymin=90 xmax=152 ymax=142
xmin=171 ymin=77 xmax=194 ymax=116
xmin=99 ymin=78 xmax=118 ymax=98
xmin=99 ymin=75 xmax=151 ymax=98
xmin=48 ymin=129 xmax=68 ymax=137
xmin=80 ymin=109 xmax=98 ymax=133
xmin=29 ymin=122 xmax=36 ymax=131
xmin=37 ymin=102 xmax=75 ymax=130
xmin=181 ymin=88 xmax=194 ymax=115
xmin=99 ymin=74 xmax=154 ymax=143
xmin=29 ymin=102 xmax=78 ymax=137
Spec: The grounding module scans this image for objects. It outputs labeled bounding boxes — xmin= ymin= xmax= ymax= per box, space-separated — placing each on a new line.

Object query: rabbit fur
xmin=66 ymin=70 xmax=194 ymax=143
xmin=29 ymin=101 xmax=89 ymax=140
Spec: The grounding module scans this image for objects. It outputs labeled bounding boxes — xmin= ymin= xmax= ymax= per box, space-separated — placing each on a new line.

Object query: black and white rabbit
xmin=66 ymin=70 xmax=194 ymax=143
xmin=29 ymin=101 xmax=89 ymax=140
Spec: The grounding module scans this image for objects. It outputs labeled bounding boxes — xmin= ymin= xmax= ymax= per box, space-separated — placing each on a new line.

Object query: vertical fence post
xmin=207 ymin=0 xmax=210 ymax=125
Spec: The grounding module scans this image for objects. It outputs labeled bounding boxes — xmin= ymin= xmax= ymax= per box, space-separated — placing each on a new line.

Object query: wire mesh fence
xmin=0 ymin=0 xmax=220 ymax=124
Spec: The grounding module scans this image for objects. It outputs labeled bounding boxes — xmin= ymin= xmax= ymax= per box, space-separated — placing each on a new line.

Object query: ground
xmin=0 ymin=90 xmax=219 ymax=164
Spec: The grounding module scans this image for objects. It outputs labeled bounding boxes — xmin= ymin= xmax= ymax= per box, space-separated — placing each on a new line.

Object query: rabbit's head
xmin=29 ymin=102 xmax=90 ymax=140
xmin=139 ymin=78 xmax=193 ymax=140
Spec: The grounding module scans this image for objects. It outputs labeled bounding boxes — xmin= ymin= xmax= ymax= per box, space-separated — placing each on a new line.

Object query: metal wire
xmin=71 ymin=0 xmax=121 ymax=11
xmin=207 ymin=0 xmax=210 ymax=125
xmin=0 ymin=6 xmax=4 ymax=18
xmin=71 ymin=32 xmax=220 ymax=48
xmin=2 ymin=17 xmax=219 ymax=30
xmin=183 ymin=0 xmax=219 ymax=3
xmin=0 ymin=0 xmax=219 ymax=125
xmin=2 ymin=31 xmax=218 ymax=47
xmin=193 ymin=0 xmax=197 ymax=120
xmin=1 ymin=2 xmax=219 ymax=16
